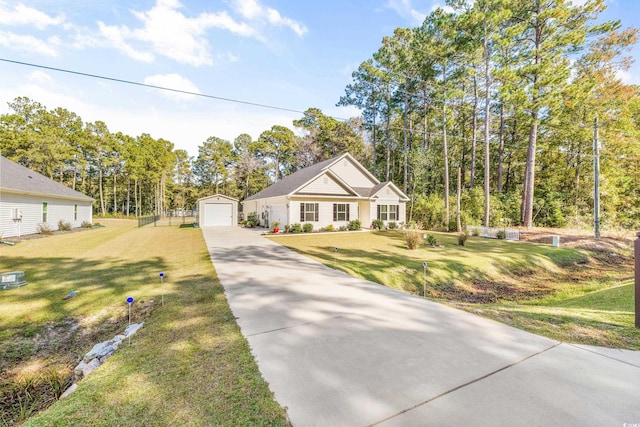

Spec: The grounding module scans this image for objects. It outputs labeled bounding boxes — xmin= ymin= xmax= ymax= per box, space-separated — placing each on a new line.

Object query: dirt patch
xmin=0 ymin=300 xmax=157 ymax=425
xmin=427 ymin=279 xmax=552 ymax=304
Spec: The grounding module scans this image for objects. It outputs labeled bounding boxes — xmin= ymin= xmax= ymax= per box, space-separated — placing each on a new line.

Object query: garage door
xmin=203 ymin=203 xmax=233 ymax=226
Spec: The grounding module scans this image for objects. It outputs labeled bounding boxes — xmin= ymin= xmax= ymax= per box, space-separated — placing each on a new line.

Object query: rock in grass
xmin=60 ymin=383 xmax=78 ymax=399
xmin=124 ymin=322 xmax=144 ymax=337
xmin=82 ymin=358 xmax=101 ymax=377
xmin=83 ymin=342 xmax=115 ymax=363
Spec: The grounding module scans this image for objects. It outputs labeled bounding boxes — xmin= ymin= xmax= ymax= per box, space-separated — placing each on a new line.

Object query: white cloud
xmin=143 ymin=74 xmax=201 ymax=101
xmin=232 ymin=0 xmax=307 ymax=37
xmin=265 ymin=8 xmax=307 ymax=37
xmin=0 ymin=31 xmax=59 ymax=56
xmin=617 ymin=69 xmax=640 ymax=86
xmin=95 ymin=0 xmax=263 ymax=66
xmin=387 ymin=0 xmax=428 ymax=25
xmin=0 ymin=3 xmax=64 ymax=29
xmin=27 ymin=70 xmax=53 ymax=84
xmin=97 ymin=22 xmax=155 ymax=63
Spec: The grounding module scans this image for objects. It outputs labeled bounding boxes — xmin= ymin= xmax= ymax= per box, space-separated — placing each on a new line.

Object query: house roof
xmin=242 ymin=152 xmax=410 ymax=203
xmin=0 ymin=155 xmax=94 ymax=202
xmin=353 ymin=182 xmax=389 ymax=198
xmin=197 ymin=194 xmax=239 ymax=202
xmin=243 ymin=155 xmax=343 ymax=201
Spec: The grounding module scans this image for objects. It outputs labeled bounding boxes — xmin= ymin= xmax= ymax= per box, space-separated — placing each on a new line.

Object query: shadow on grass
xmin=0 ymin=255 xmax=171 ymax=329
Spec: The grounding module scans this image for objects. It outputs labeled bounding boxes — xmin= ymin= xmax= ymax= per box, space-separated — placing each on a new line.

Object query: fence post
xmin=635 ymin=232 xmax=640 ymax=328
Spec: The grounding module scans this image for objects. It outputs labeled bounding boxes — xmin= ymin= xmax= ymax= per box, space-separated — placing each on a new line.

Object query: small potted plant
xmin=271 ymin=221 xmax=281 ymax=233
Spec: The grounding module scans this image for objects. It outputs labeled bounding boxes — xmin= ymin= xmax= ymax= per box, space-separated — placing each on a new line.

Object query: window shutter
xmin=333 ymin=204 xmax=337 ymax=221
xmin=377 ymin=204 xmax=380 ymax=220
xmin=314 ymin=203 xmax=319 ymax=222
xmin=346 ymin=204 xmax=350 ymax=221
xmin=396 ymin=205 xmax=400 ymax=221
xmin=300 ymin=203 xmax=304 ymax=222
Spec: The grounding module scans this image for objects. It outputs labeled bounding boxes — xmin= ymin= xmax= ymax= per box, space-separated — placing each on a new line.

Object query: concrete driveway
xmin=203 ymin=227 xmax=640 ymax=426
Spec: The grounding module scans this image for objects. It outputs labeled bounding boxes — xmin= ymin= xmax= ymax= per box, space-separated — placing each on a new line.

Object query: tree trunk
xmin=497 ymin=104 xmax=505 ymax=192
xmin=385 ymin=90 xmax=391 ymax=182
xmin=98 ymin=163 xmax=106 ymax=216
xmin=456 ymin=166 xmax=462 ymax=232
xmin=403 ymin=93 xmax=409 ymax=194
xmin=113 ymin=175 xmax=117 ymax=215
xmin=483 ymin=16 xmax=491 ymax=228
xmin=442 ymin=62 xmax=450 ymax=229
xmin=522 ymin=119 xmax=538 ymax=227
xmin=470 ymin=71 xmax=478 ymax=189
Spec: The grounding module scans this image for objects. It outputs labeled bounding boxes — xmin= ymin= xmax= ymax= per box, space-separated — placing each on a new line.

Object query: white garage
xmin=198 ymin=194 xmax=238 ymax=227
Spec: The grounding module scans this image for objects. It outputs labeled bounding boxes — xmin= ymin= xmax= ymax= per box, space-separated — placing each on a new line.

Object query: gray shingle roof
xmin=353 ymin=182 xmax=389 ymax=198
xmin=0 ymin=155 xmax=94 ymax=201
xmin=244 ymin=154 xmax=345 ymax=201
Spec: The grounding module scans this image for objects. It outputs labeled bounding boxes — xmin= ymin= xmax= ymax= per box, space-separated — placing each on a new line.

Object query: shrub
xmin=471 ymin=227 xmax=480 ymax=237
xmin=404 ymin=227 xmax=423 ymax=250
xmin=458 ymin=232 xmax=468 ymax=246
xmin=58 ymin=219 xmax=72 ymax=231
xmin=320 ymin=224 xmax=335 ymax=232
xmin=245 ymin=212 xmax=259 ymax=227
xmin=38 ymin=223 xmax=53 ymax=235
xmin=284 ymin=224 xmax=291 ymax=233
xmin=290 ymin=223 xmax=302 ymax=233
xmin=426 ymin=234 xmax=438 ymax=246
xmin=372 ymin=219 xmax=384 ymax=230
xmin=303 ymin=223 xmax=313 ymax=233
xmin=496 ymin=230 xmax=507 ymax=240
xmin=348 ymin=219 xmax=362 ymax=230
xmin=81 ymin=221 xmax=93 ymax=228
xmin=338 ymin=225 xmax=347 ymax=231
xmin=388 ymin=221 xmax=397 ymax=230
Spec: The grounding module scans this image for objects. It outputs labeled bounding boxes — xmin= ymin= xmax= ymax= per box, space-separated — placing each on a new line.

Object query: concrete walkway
xmin=203 ymin=227 xmax=640 ymax=426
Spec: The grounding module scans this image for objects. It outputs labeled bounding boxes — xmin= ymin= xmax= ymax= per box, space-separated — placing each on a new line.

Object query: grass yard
xmin=1 ymin=220 xmax=288 ymax=426
xmin=269 ymin=230 xmax=640 ymax=350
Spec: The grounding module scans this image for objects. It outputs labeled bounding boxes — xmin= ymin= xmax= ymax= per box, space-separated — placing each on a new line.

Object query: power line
xmin=0 ymin=58 xmax=316 ymax=116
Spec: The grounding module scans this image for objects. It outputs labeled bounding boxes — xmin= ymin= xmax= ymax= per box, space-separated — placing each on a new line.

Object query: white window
xmin=333 ymin=203 xmax=350 ymax=221
xmin=377 ymin=204 xmax=399 ymax=221
xmin=300 ymin=203 xmax=319 ymax=222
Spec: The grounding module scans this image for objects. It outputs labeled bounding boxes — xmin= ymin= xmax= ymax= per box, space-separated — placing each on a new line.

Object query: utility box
xmin=0 ymin=271 xmax=27 ymax=290
xmin=12 ymin=209 xmax=22 ymax=220
xmin=552 ymin=235 xmax=560 ymax=247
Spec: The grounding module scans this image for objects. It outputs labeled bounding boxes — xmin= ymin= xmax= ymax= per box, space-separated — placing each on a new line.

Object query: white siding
xmin=198 ymin=195 xmax=238 ymax=227
xmin=372 ymin=186 xmax=407 ymax=225
xmin=0 ymin=193 xmax=92 ymax=238
xmin=298 ymin=174 xmax=351 ymax=195
xmin=291 ymin=200 xmax=359 ymax=230
xmin=328 ymin=158 xmax=377 ymax=188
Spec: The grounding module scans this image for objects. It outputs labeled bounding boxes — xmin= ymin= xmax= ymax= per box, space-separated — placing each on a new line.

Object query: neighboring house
xmin=241 ymin=153 xmax=409 ymax=229
xmin=0 ymin=155 xmax=94 ymax=238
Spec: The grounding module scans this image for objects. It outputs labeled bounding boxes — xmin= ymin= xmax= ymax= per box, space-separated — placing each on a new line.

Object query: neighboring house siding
xmin=0 ymin=193 xmax=92 ymax=238
xmin=328 ymin=158 xmax=376 ymax=188
xmin=298 ymin=174 xmax=351 ymax=195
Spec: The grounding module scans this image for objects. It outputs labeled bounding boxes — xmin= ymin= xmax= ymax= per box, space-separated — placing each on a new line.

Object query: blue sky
xmin=0 ymin=0 xmax=638 ymax=157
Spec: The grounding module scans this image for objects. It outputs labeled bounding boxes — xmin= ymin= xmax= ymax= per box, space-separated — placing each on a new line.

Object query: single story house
xmin=197 ymin=194 xmax=239 ymax=227
xmin=0 ymin=155 xmax=94 ymax=238
xmin=241 ymin=153 xmax=409 ymax=230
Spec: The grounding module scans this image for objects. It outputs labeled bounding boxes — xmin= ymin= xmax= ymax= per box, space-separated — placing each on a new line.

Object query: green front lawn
xmin=1 ymin=220 xmax=288 ymax=426
xmin=269 ymin=231 xmax=639 ymax=350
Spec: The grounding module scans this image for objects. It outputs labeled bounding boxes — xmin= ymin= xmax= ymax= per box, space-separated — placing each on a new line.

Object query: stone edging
xmin=59 ymin=322 xmax=144 ymax=399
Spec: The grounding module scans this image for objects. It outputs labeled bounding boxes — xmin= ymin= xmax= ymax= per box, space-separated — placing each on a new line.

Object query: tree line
xmin=1 ymin=0 xmax=639 ymax=230
xmin=339 ymin=0 xmax=640 ymax=230
xmin=0 ymin=99 xmax=366 ymax=217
